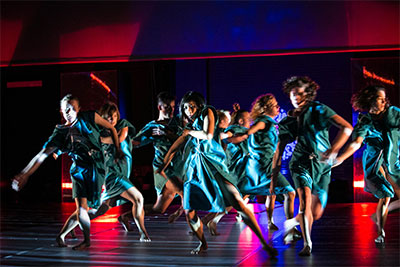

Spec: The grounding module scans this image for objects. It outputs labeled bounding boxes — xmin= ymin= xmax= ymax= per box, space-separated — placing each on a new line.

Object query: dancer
xmin=234 ymin=95 xmax=296 ymax=233
xmin=333 ymin=85 xmax=399 ymax=243
xmin=272 ymin=76 xmax=353 ymax=256
xmin=206 ymin=104 xmax=251 ymax=230
xmin=159 ymin=91 xmax=277 ymax=256
xmin=68 ymin=101 xmax=151 ymax=241
xmin=12 ymin=94 xmax=121 ymax=250
xmin=131 ymin=91 xmax=184 ymax=223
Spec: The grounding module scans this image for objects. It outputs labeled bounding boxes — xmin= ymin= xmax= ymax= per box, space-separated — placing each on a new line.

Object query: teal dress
xmin=44 ymin=111 xmax=104 ymax=208
xmin=133 ymin=116 xmax=183 ymax=195
xmin=100 ymin=119 xmax=136 ymax=206
xmin=239 ymin=115 xmax=294 ymax=196
xmin=224 ymin=125 xmax=249 ymax=186
xmin=182 ymin=106 xmax=236 ymax=212
xmin=279 ymin=101 xmax=337 ymax=209
xmin=352 ymin=106 xmax=400 ymax=199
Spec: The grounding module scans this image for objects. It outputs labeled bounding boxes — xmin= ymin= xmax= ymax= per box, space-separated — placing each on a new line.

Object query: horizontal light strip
xmin=7 ymin=81 xmax=42 ymax=88
xmin=353 ymin=180 xmax=365 ymax=188
xmin=2 ymin=47 xmax=399 ymax=67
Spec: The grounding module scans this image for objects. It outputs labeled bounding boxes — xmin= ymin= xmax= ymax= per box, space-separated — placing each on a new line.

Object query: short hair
xmin=98 ymin=101 xmax=120 ymax=121
xmin=230 ymin=103 xmax=249 ymax=125
xmin=250 ymin=93 xmax=276 ymax=121
xmin=351 ymin=85 xmax=389 ymax=112
xmin=179 ymin=91 xmax=206 ymax=119
xmin=157 ymin=91 xmax=175 ymax=105
xmin=60 ymin=94 xmax=80 ymax=107
xmin=282 ymin=76 xmax=319 ymax=102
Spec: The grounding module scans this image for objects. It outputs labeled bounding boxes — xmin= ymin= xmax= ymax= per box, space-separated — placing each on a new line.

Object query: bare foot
xmin=139 ymin=233 xmax=151 ymax=242
xmin=190 ymin=242 xmax=208 ymax=254
xmin=207 ymin=221 xmax=220 ymax=236
xmin=118 ymin=215 xmax=133 ymax=232
xmin=263 ymin=244 xmax=278 ymax=257
xmin=56 ymin=236 xmax=67 ymax=247
xmin=72 ymin=241 xmax=90 ymax=250
xmin=298 ymin=245 xmax=312 ymax=256
xmin=267 ymin=221 xmax=279 ymax=231
xmin=168 ymin=207 xmax=183 ymax=223
xmin=235 ymin=214 xmax=243 ymax=222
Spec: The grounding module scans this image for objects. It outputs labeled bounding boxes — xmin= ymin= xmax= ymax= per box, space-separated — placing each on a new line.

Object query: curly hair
xmin=179 ymin=91 xmax=206 ymax=120
xmin=230 ymin=103 xmax=249 ymax=125
xmin=250 ymin=94 xmax=276 ymax=121
xmin=351 ymin=85 xmax=389 ymax=112
xmin=282 ymin=76 xmax=320 ymax=102
xmin=98 ymin=101 xmax=120 ymax=121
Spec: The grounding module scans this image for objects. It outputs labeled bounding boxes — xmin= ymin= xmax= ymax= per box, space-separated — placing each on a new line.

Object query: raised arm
xmin=12 ymin=146 xmax=58 ymax=191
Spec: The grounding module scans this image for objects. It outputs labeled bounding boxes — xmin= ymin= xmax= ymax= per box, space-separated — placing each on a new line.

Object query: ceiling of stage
xmin=1 ymin=1 xmax=399 ymax=66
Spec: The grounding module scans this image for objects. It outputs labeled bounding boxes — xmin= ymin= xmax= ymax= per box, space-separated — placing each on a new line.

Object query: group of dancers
xmin=12 ymin=75 xmax=399 ymax=257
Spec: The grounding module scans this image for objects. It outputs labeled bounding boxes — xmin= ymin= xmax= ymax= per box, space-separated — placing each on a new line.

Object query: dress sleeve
xmin=43 ymin=126 xmax=67 ymax=151
xmin=352 ymin=113 xmax=370 ymax=139
xmin=278 ymin=117 xmax=296 ymax=144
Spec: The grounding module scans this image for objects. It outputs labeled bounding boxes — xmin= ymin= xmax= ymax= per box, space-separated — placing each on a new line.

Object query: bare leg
xmin=121 ymin=187 xmax=151 ymax=242
xmin=56 ymin=211 xmax=79 ymax=247
xmin=206 ymin=208 xmax=232 ymax=236
xmin=297 ymin=187 xmax=313 ymax=256
xmin=266 ymin=195 xmax=278 ymax=230
xmin=186 ymin=210 xmax=207 ymax=254
xmin=72 ymin=198 xmax=91 ymax=250
xmin=284 ymin=191 xmax=296 ymax=219
xmin=151 ymin=180 xmax=184 ymax=223
xmin=218 ymin=180 xmax=277 ymax=257
xmin=375 ymin=197 xmax=390 ymax=243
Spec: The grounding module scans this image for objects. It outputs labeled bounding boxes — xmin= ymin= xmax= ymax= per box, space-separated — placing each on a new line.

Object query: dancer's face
xmin=183 ymin=101 xmax=198 ymax=119
xmin=61 ymin=100 xmax=80 ymax=124
xmin=268 ymin=98 xmax=280 ymax=117
xmin=290 ymin=86 xmax=308 ymax=109
xmin=218 ymin=117 xmax=230 ymax=129
xmin=240 ymin=112 xmax=251 ymax=128
xmin=159 ymin=100 xmax=175 ymax=119
xmin=370 ymin=90 xmax=387 ymax=114
xmin=106 ymin=111 xmax=118 ymax=127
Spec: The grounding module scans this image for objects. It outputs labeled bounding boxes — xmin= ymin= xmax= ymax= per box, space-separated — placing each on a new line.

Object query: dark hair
xmin=282 ymin=76 xmax=319 ymax=102
xmin=230 ymin=103 xmax=249 ymax=125
xmin=60 ymin=94 xmax=80 ymax=107
xmin=351 ymin=85 xmax=389 ymax=112
xmin=250 ymin=93 xmax=276 ymax=121
xmin=179 ymin=91 xmax=206 ymax=120
xmin=157 ymin=91 xmax=175 ymax=105
xmin=98 ymin=101 xmax=120 ymax=121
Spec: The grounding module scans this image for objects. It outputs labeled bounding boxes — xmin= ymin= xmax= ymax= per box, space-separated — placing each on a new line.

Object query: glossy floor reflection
xmin=1 ymin=201 xmax=399 ymax=266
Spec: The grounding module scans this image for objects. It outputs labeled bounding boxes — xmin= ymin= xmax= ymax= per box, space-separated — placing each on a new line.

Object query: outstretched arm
xmin=158 ymin=133 xmax=188 ymax=174
xmin=333 ymin=136 xmax=364 ymax=167
xmin=321 ymin=114 xmax=353 ymax=161
xmin=12 ymin=146 xmax=57 ymax=191
xmin=224 ymin=121 xmax=266 ymax=144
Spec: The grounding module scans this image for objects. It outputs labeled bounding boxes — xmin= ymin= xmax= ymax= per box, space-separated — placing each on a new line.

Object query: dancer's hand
xmin=12 ymin=173 xmax=29 ymax=191
xmin=320 ymin=148 xmax=338 ymax=165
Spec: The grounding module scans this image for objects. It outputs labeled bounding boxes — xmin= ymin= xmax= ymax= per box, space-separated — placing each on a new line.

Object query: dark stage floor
xmin=0 ymin=201 xmax=399 ymax=266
